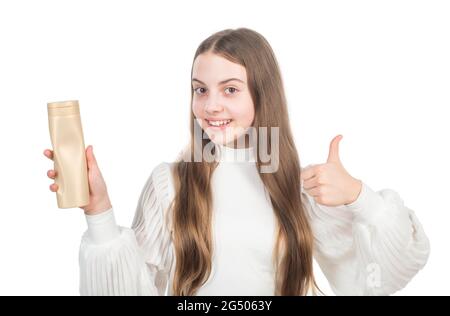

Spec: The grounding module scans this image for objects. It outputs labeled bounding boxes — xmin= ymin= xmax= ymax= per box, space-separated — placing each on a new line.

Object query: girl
xmin=44 ymin=28 xmax=429 ymax=296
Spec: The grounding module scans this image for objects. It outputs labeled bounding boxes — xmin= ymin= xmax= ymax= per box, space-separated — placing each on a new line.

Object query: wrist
xmin=83 ymin=197 xmax=112 ymax=216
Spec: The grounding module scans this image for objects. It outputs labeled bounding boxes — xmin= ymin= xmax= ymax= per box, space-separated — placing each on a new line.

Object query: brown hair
xmin=171 ymin=28 xmax=317 ymax=295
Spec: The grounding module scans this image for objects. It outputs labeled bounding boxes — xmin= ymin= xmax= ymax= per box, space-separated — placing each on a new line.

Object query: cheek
xmin=192 ymin=100 xmax=203 ymax=118
xmin=230 ymin=98 xmax=255 ymax=128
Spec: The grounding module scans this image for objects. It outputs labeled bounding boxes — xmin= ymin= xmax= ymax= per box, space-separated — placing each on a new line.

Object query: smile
xmin=206 ymin=119 xmax=232 ymax=128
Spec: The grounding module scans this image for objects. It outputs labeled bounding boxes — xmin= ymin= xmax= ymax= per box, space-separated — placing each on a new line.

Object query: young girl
xmin=44 ymin=28 xmax=430 ymax=296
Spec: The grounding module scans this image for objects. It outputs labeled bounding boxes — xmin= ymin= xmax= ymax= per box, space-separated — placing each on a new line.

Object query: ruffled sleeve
xmin=302 ymin=182 xmax=430 ymax=295
xmin=79 ymin=162 xmax=175 ymax=296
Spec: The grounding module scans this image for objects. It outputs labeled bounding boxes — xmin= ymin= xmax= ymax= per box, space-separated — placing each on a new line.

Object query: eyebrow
xmin=191 ymin=78 xmax=245 ymax=85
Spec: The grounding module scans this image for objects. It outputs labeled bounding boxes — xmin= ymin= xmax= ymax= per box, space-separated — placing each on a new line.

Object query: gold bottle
xmin=47 ymin=100 xmax=89 ymax=208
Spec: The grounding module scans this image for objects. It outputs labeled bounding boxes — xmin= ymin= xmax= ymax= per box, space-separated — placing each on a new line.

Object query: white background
xmin=0 ymin=0 xmax=448 ymax=295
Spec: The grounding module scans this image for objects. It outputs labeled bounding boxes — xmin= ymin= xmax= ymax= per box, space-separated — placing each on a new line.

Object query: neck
xmin=215 ymin=143 xmax=256 ymax=163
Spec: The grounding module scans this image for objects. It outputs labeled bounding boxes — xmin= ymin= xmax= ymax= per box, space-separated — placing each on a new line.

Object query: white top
xmin=79 ymin=144 xmax=430 ymax=296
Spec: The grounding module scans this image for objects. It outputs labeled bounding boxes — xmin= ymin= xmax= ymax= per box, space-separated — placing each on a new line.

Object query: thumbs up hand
xmin=300 ymin=135 xmax=362 ymax=207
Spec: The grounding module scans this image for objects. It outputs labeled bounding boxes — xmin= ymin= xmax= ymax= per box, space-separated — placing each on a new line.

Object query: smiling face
xmin=191 ymin=52 xmax=255 ymax=147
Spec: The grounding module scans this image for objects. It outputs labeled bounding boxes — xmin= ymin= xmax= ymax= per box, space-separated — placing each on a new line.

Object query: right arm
xmin=44 ymin=147 xmax=174 ymax=295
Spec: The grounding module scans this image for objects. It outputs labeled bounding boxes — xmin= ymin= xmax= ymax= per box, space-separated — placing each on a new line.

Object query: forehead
xmin=192 ymin=52 xmax=247 ymax=83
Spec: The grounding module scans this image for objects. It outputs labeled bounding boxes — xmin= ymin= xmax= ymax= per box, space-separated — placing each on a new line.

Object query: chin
xmin=203 ymin=130 xmax=233 ymax=145
xmin=205 ymin=133 xmax=228 ymax=145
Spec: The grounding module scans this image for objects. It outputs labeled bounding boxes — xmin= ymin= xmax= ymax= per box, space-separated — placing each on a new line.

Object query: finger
xmin=301 ymin=165 xmax=320 ymax=181
xmin=305 ymin=186 xmax=321 ymax=197
xmin=303 ymin=177 xmax=319 ymax=190
xmin=327 ymin=135 xmax=342 ymax=163
xmin=43 ymin=149 xmax=54 ymax=160
xmin=85 ymin=145 xmax=98 ymax=170
xmin=49 ymin=183 xmax=59 ymax=192
xmin=47 ymin=170 xmax=57 ymax=179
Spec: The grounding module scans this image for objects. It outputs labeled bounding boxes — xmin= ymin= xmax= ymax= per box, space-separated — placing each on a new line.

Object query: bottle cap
xmin=47 ymin=100 xmax=80 ymax=116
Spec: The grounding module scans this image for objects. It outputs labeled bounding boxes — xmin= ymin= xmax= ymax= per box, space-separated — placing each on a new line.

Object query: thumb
xmin=85 ymin=145 xmax=98 ymax=170
xmin=327 ymin=135 xmax=342 ymax=163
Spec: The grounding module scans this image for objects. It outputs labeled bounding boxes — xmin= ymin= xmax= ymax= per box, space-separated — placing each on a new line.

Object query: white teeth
xmin=208 ymin=119 xmax=231 ymax=127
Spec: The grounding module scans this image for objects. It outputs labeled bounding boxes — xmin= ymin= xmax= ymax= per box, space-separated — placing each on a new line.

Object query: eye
xmin=194 ymin=87 xmax=207 ymax=95
xmin=225 ymin=87 xmax=238 ymax=95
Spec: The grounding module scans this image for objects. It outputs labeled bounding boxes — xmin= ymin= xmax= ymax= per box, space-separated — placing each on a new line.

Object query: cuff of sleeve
xmin=345 ymin=182 xmax=386 ymax=223
xmin=85 ymin=207 xmax=120 ymax=245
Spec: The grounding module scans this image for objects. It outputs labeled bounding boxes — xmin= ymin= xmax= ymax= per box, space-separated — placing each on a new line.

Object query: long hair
xmin=171 ymin=28 xmax=317 ymax=295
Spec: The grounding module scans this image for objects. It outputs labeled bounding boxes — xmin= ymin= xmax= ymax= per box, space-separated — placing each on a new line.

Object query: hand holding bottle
xmin=44 ymin=145 xmax=112 ymax=215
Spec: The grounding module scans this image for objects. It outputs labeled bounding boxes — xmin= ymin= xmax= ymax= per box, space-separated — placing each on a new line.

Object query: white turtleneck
xmin=80 ymin=144 xmax=430 ymax=296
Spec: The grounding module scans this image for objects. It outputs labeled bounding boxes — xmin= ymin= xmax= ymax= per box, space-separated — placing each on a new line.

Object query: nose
xmin=204 ymin=95 xmax=224 ymax=115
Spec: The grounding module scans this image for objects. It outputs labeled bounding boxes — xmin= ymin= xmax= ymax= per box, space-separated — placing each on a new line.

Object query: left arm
xmin=301 ymin=135 xmax=430 ymax=295
xmin=302 ymin=181 xmax=430 ymax=295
